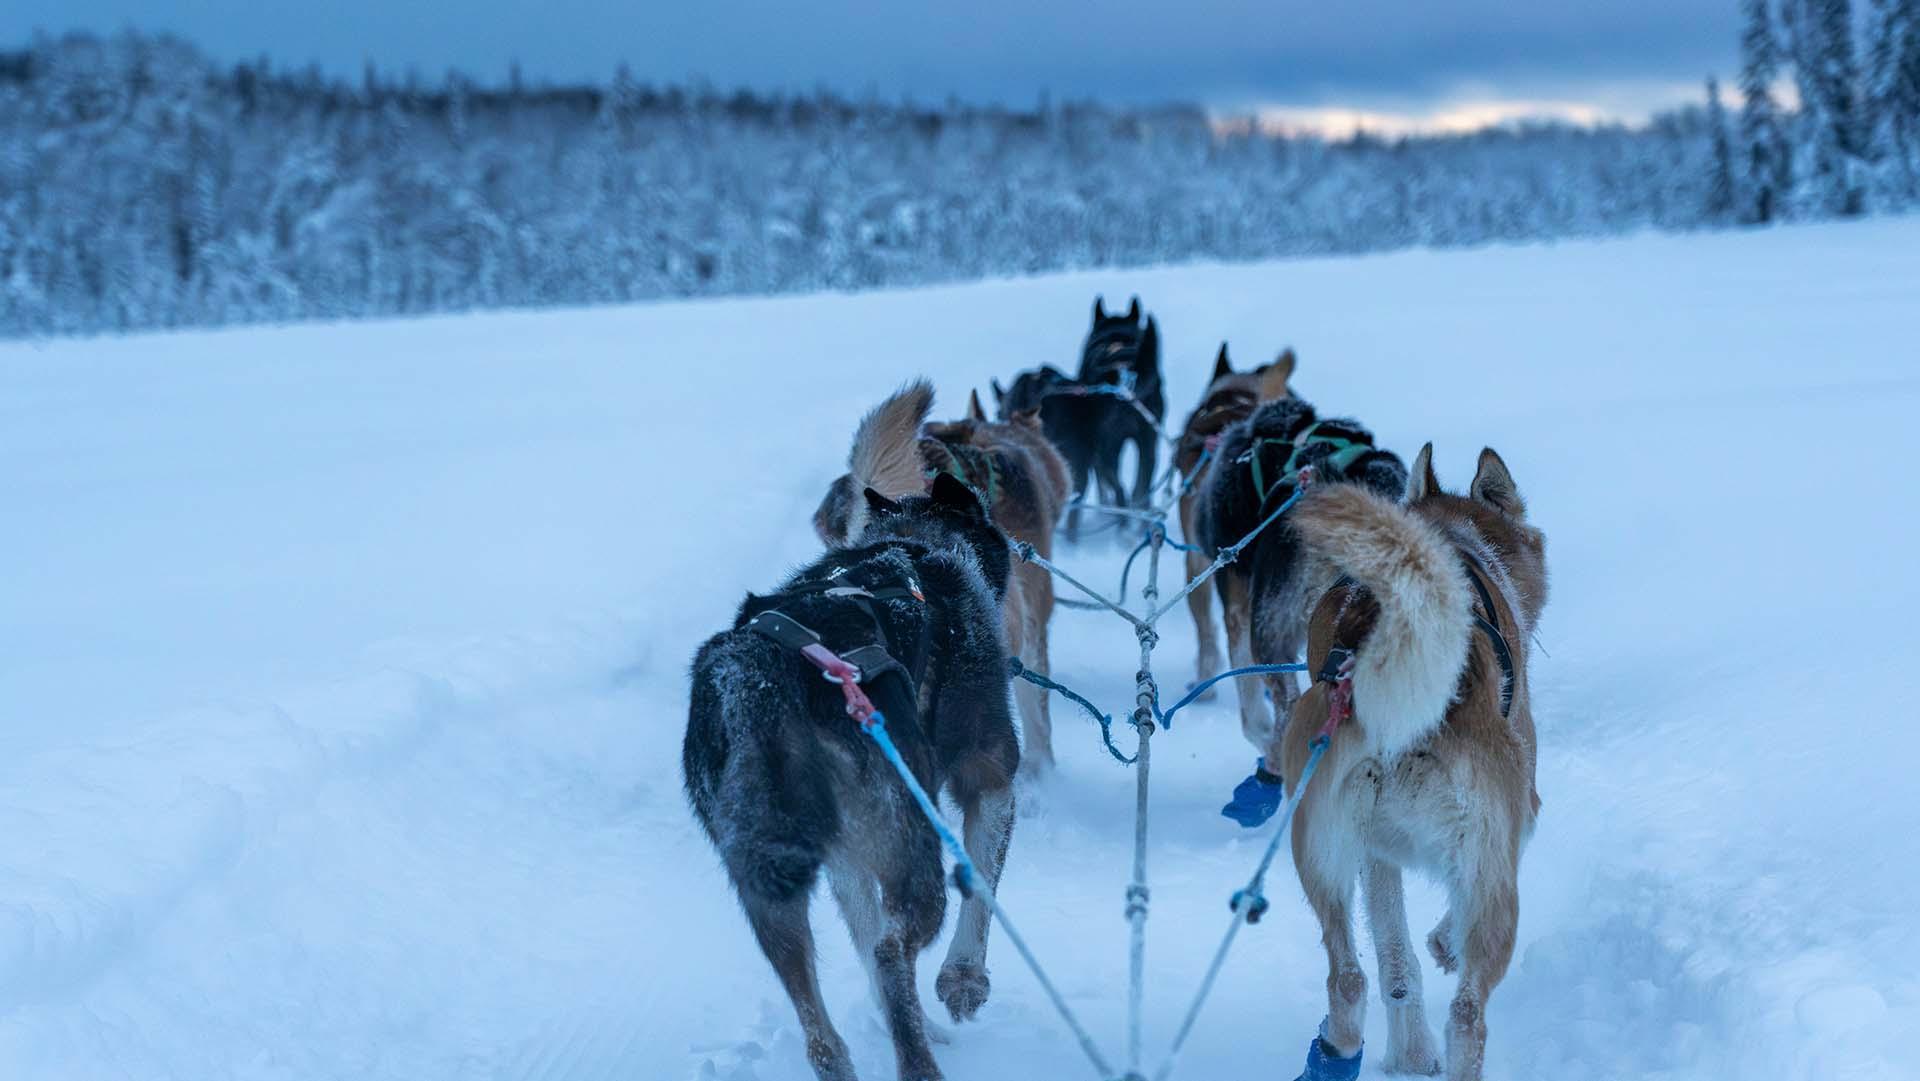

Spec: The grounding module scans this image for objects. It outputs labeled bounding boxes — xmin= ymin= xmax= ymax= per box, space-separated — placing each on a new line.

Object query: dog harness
xmin=742 ymin=568 xmax=931 ymax=738
xmin=1458 ymin=552 xmax=1517 ymax=716
xmin=920 ymin=437 xmax=1002 ymax=507
xmin=1176 ymin=387 xmax=1258 ymax=470
xmin=1082 ymin=324 xmax=1144 ymax=379
xmin=1237 ymin=420 xmax=1378 ymax=507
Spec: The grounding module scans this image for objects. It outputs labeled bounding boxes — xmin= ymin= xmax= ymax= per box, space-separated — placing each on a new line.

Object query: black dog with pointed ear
xmin=1070 ymin=298 xmax=1166 ymax=509
xmin=685 ymin=460 xmax=1021 ymax=1081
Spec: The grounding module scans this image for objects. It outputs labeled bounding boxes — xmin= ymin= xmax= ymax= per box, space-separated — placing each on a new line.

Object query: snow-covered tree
xmin=1739 ymin=0 xmax=1793 ymax=221
xmin=1790 ymin=0 xmax=1870 ymax=214
xmin=1865 ymin=0 xmax=1920 ymax=199
xmin=0 ymin=28 xmax=1872 ymax=340
xmin=1706 ymin=76 xmax=1739 ymax=218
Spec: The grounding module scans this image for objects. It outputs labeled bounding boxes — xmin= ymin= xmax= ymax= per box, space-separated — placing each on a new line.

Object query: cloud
xmin=22 ymin=0 xmax=1742 ymax=127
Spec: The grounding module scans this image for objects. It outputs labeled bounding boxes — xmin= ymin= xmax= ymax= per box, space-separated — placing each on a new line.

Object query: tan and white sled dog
xmin=1267 ymin=444 xmax=1547 ymax=1081
xmin=814 ymin=385 xmax=1072 ymax=774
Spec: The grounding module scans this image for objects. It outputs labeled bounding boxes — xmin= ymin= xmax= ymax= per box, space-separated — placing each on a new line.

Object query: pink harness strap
xmin=799 ymin=641 xmax=880 ymax=729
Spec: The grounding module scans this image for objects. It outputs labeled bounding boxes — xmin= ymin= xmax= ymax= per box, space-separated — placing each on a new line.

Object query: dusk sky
xmin=21 ymin=1 xmax=1740 ymax=133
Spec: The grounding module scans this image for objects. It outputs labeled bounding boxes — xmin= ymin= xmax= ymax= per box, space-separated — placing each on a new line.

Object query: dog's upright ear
xmin=991 ymin=377 xmax=1007 ymax=411
xmin=967 ymin=389 xmax=988 ymax=422
xmin=1141 ymin=315 xmax=1158 ymax=359
xmin=1126 ymin=297 xmax=1141 ymax=322
xmin=863 ymin=487 xmax=905 ymax=521
xmin=1257 ymin=348 xmax=1295 ymax=401
xmin=929 ymin=471 xmax=987 ymax=519
xmin=1093 ymin=296 xmax=1108 ymax=323
xmin=1212 ymin=343 xmax=1233 ymax=380
xmin=1470 ymin=448 xmax=1527 ymax=517
xmin=1406 ymin=442 xmax=1440 ymax=502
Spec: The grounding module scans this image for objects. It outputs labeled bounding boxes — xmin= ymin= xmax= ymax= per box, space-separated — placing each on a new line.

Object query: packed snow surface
xmin=5 ymin=220 xmax=1919 ymax=1081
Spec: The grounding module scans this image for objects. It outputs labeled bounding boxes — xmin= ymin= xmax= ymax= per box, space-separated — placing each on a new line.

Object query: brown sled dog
xmin=1267 ymin=445 xmax=1547 ymax=1081
xmin=1171 ymin=345 xmax=1295 ymax=696
xmin=814 ymin=386 xmax=1072 ymax=773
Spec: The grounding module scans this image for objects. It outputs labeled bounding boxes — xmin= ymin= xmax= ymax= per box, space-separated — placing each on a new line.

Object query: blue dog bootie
xmin=1220 ymin=759 xmax=1285 ymax=828
xmin=1292 ymin=1018 xmax=1363 ymax=1081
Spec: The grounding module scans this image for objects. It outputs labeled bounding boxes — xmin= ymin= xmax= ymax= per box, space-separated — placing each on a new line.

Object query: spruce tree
xmin=1865 ymin=0 xmax=1920 ymax=194
xmin=1740 ymin=0 xmax=1793 ymax=221
xmin=1795 ymin=0 xmax=1869 ymax=214
xmin=1707 ymin=76 xmax=1739 ymax=218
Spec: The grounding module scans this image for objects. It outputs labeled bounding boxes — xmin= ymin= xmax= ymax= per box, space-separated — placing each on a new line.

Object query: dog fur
xmin=1075 ymin=295 xmax=1166 ymax=509
xmin=1269 ymin=446 xmax=1548 ymax=1081
xmin=1193 ymin=395 xmax=1407 ymax=747
xmin=815 ymin=386 xmax=1072 ymax=774
xmin=1171 ymin=344 xmax=1296 ymax=695
xmin=690 ymin=412 xmax=1022 ymax=1081
xmin=990 ymin=364 xmax=1136 ymax=538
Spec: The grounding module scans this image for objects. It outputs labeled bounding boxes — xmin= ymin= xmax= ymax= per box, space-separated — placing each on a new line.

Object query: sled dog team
xmin=684 ymin=297 xmax=1549 ymax=1081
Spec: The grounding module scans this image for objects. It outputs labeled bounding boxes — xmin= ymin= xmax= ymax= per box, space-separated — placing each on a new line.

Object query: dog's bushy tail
xmin=1290 ymin=485 xmax=1472 ymax=757
xmin=839 ymin=379 xmax=935 ymax=543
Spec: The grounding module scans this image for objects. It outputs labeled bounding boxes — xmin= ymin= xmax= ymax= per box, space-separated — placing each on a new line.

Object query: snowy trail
xmin=5 ymin=220 xmax=1920 ymax=1081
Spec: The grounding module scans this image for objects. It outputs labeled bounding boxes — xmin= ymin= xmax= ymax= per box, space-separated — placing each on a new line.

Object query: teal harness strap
xmin=1242 ymin=423 xmax=1373 ymax=505
xmin=923 ymin=440 xmax=1001 ymax=506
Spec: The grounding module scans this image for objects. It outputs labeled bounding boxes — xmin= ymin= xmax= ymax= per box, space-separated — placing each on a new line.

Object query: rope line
xmin=1157 ymin=663 xmax=1307 ymax=729
xmin=1146 ymin=476 xmax=1311 ymax=626
xmin=861 ymin=713 xmax=1116 ymax=1079
xmin=1152 ymin=733 xmax=1332 ymax=1081
xmin=1008 ymin=658 xmax=1138 ymax=765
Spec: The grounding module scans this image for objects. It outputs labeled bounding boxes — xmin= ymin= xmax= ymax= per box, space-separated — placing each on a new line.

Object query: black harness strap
xmin=1458 ymin=554 xmax=1517 ymax=717
xmin=743 ymin=570 xmax=933 ymax=751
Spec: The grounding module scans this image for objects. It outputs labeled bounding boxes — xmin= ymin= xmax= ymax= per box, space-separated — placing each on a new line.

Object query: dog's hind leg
xmin=938 ymin=765 xmax=1016 ymax=1023
xmin=1129 ymin=428 xmax=1158 ymax=508
xmin=741 ymin=892 xmax=857 ymax=1081
xmin=1218 ymin=571 xmax=1272 ymax=748
xmin=871 ymin=832 xmax=949 ymax=1081
xmin=1180 ymin=499 xmax=1222 ymax=695
xmin=1304 ymin=872 xmax=1368 ymax=1059
xmin=1011 ymin=574 xmax=1055 ymax=777
xmin=1363 ymin=860 xmax=1442 ymax=1074
xmin=1065 ymin=455 xmax=1092 ymax=540
xmin=1426 ymin=909 xmax=1457 ymax=973
xmin=1441 ymin=857 xmax=1519 ymax=1081
xmin=1293 ymin=786 xmax=1370 ymax=1059
xmin=830 ymin=858 xmax=952 ymax=1047
xmin=1093 ymin=442 xmax=1127 ymax=509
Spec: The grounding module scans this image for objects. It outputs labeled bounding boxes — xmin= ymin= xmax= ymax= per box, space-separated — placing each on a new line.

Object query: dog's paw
xmin=1379 ymin=1052 xmax=1443 ymax=1076
xmin=936 ymin=961 xmax=991 ymax=1022
xmin=1426 ymin=923 xmax=1458 ymax=975
xmin=1380 ymin=1037 xmax=1443 ymax=1076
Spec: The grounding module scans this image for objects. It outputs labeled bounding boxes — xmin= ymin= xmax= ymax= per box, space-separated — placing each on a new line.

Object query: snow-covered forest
xmin=2 ymin=0 xmax=1917 ymax=337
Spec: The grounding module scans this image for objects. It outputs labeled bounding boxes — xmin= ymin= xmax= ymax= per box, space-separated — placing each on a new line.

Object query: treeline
xmin=0 ymin=12 xmax=1913 ymax=338
xmin=1705 ymin=0 xmax=1920 ymax=222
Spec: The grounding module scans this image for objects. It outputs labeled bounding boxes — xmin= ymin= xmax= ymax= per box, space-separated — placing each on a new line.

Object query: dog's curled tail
xmin=840 ymin=379 xmax=935 ymax=543
xmin=1290 ymin=485 xmax=1472 ymax=757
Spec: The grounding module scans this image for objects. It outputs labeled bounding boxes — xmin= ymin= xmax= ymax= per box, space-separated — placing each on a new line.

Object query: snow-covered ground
xmin=5 ymin=219 xmax=1919 ymax=1081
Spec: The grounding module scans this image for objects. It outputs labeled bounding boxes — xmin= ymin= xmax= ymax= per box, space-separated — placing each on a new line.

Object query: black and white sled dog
xmin=1194 ymin=396 xmax=1408 ymax=748
xmin=684 ymin=383 xmax=1020 ymax=1081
